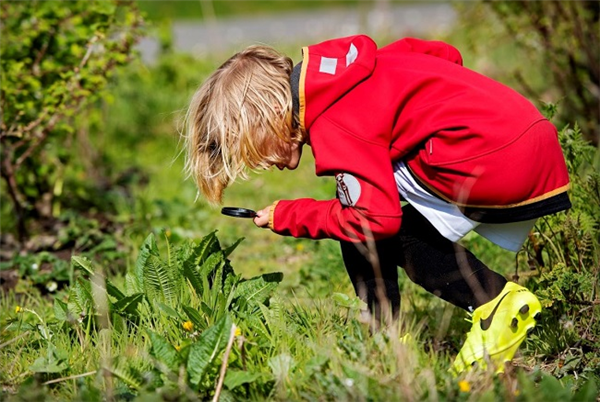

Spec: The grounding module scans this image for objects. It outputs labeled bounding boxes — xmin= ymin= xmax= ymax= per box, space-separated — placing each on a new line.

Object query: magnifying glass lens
xmin=221 ymin=207 xmax=257 ymax=218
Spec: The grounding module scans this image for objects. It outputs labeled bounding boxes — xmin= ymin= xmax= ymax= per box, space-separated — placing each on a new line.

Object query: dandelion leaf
xmin=187 ymin=314 xmax=232 ymax=387
xmin=147 ymin=330 xmax=181 ymax=372
xmin=113 ymin=293 xmax=144 ymax=316
xmin=234 ymin=272 xmax=283 ymax=309
xmin=224 ymin=370 xmax=263 ymax=390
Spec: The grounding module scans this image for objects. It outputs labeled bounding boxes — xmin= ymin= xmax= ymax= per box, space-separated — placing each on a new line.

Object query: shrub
xmin=0 ymin=0 xmax=144 ymax=240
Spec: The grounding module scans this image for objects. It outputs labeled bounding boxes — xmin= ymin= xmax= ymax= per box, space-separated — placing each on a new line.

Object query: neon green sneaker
xmin=452 ymin=282 xmax=542 ymax=374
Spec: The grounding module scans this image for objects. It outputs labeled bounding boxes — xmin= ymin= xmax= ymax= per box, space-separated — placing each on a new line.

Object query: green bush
xmin=524 ymin=123 xmax=600 ymax=379
xmin=0 ymin=0 xmax=144 ymax=240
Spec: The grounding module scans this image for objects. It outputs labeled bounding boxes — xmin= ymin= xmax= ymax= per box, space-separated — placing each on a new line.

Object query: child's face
xmin=275 ymin=142 xmax=303 ymax=171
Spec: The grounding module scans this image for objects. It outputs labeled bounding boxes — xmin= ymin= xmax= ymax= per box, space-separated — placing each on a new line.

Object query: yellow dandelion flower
xmin=296 ymin=243 xmax=305 ymax=251
xmin=174 ymin=344 xmax=181 ymax=351
xmin=458 ymin=380 xmax=471 ymax=392
xmin=182 ymin=321 xmax=194 ymax=332
xmin=15 ymin=306 xmax=22 ymax=314
xmin=234 ymin=327 xmax=242 ymax=337
xmin=514 ymin=389 xmax=520 ymax=396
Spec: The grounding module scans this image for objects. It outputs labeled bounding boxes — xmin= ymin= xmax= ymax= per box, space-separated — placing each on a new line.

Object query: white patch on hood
xmin=319 ymin=56 xmax=337 ymax=75
xmin=346 ymin=43 xmax=358 ymax=66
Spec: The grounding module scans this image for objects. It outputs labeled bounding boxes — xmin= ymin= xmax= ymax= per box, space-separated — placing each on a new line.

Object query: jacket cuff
xmin=268 ymin=200 xmax=280 ymax=230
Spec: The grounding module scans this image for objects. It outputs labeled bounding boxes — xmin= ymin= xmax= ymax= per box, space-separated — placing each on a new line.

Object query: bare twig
xmin=42 ymin=370 xmax=97 ymax=385
xmin=0 ymin=152 xmax=28 ymax=240
xmin=15 ymin=113 xmax=61 ymax=169
xmin=2 ymin=111 xmax=25 ymax=138
xmin=0 ymin=331 xmax=30 ymax=350
xmin=78 ymin=35 xmax=98 ymax=71
xmin=13 ymin=33 xmax=99 ymax=170
xmin=31 ymin=30 xmax=53 ymax=77
xmin=13 ymin=109 xmax=49 ymax=140
xmin=0 ymin=3 xmax=143 ymax=241
xmin=213 ymin=323 xmax=237 ymax=402
xmin=566 ymin=299 xmax=600 ymax=306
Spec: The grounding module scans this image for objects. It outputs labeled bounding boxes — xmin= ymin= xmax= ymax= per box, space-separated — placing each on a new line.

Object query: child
xmin=184 ymin=35 xmax=571 ymax=373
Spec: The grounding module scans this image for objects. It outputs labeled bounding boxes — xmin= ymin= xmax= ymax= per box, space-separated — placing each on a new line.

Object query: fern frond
xmin=132 ymin=234 xmax=159 ymax=295
xmin=143 ymin=255 xmax=177 ymax=305
xmin=108 ymin=358 xmax=145 ymax=390
xmin=68 ymin=278 xmax=94 ymax=316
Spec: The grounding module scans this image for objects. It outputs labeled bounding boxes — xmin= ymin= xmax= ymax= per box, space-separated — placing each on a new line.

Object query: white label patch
xmin=336 ymin=173 xmax=361 ymax=206
xmin=319 ymin=56 xmax=337 ymax=75
xmin=346 ymin=43 xmax=358 ymax=66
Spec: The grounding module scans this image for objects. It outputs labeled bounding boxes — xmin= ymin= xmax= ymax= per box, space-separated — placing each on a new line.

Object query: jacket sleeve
xmin=379 ymin=37 xmax=463 ymax=66
xmin=270 ymin=118 xmax=402 ymax=242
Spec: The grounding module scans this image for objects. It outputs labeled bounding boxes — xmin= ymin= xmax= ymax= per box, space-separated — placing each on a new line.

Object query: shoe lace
xmin=464 ymin=311 xmax=474 ymax=324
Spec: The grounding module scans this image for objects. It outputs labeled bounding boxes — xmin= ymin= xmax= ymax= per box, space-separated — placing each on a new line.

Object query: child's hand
xmin=253 ymin=206 xmax=271 ymax=228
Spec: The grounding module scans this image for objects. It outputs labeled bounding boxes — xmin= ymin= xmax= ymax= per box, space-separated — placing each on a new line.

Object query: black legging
xmin=340 ymin=204 xmax=507 ymax=321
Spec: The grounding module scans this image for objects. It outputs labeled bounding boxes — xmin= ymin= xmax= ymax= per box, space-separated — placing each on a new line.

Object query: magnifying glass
xmin=221 ymin=207 xmax=257 ymax=219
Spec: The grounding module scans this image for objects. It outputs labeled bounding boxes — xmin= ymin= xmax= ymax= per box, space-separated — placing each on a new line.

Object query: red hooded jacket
xmin=271 ymin=35 xmax=570 ymax=242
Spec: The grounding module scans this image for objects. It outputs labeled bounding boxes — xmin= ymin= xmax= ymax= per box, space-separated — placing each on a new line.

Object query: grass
xmin=2 ymin=2 xmax=599 ymax=401
xmin=0 ymin=281 xmax=492 ymax=401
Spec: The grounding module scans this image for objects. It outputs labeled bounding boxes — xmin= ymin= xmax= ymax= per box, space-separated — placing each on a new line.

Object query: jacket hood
xmin=299 ymin=35 xmax=377 ymax=133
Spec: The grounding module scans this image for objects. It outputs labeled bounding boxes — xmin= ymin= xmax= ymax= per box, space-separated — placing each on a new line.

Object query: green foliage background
xmin=1 ymin=1 xmax=599 ymax=401
xmin=0 ymin=0 xmax=145 ymax=240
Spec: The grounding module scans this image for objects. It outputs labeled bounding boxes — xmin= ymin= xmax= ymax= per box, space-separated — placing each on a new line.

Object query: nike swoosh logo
xmin=480 ymin=291 xmax=510 ymax=331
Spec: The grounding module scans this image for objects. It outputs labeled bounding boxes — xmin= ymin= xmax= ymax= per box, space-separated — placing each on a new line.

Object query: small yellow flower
xmin=296 ymin=244 xmax=305 ymax=252
xmin=174 ymin=344 xmax=181 ymax=351
xmin=514 ymin=389 xmax=520 ymax=396
xmin=458 ymin=380 xmax=471 ymax=393
xmin=234 ymin=327 xmax=242 ymax=337
xmin=15 ymin=306 xmax=22 ymax=314
xmin=182 ymin=321 xmax=194 ymax=332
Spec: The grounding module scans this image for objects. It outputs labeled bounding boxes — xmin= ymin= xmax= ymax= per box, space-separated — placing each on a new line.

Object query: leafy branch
xmin=0 ymin=0 xmax=145 ymax=241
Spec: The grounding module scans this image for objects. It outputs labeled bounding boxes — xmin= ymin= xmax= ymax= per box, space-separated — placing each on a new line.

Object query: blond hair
xmin=184 ymin=45 xmax=304 ymax=204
